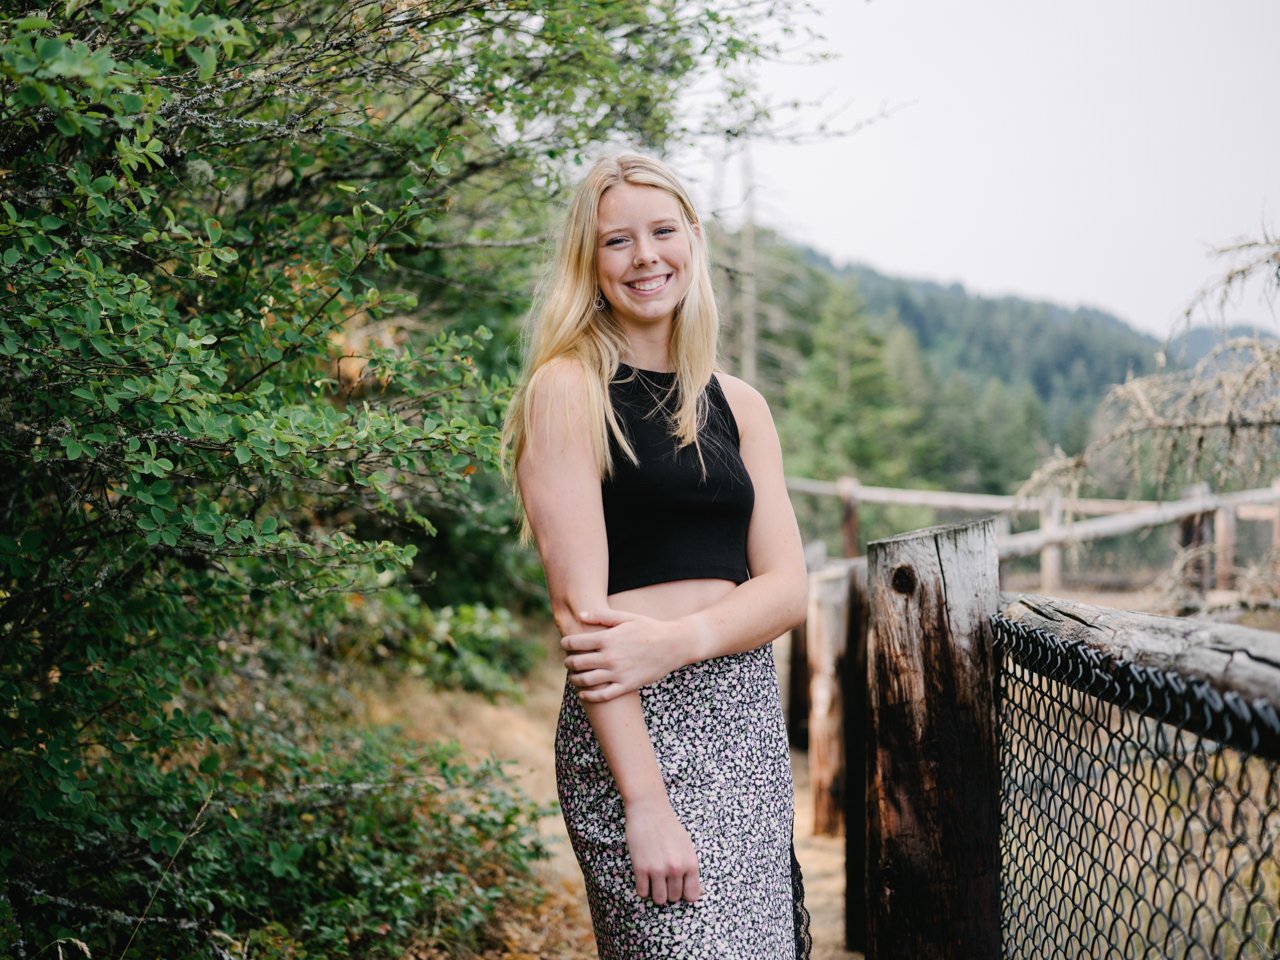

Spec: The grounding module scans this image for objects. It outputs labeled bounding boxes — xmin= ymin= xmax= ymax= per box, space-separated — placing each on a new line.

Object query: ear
xmin=690 ymin=219 xmax=702 ymax=240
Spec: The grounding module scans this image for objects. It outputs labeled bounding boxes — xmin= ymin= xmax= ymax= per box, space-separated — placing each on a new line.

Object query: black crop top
xmin=601 ymin=364 xmax=754 ymax=595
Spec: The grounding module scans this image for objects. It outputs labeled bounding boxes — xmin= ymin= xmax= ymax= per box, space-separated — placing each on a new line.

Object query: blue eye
xmin=655 ymin=227 xmax=675 ymax=237
xmin=605 ymin=236 xmax=627 ymax=247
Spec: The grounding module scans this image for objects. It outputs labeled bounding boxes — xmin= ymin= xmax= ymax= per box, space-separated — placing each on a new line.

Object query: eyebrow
xmin=597 ymin=217 xmax=679 ymax=236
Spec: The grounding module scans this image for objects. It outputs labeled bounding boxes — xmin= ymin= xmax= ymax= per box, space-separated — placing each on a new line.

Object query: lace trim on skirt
xmin=791 ymin=841 xmax=812 ymax=959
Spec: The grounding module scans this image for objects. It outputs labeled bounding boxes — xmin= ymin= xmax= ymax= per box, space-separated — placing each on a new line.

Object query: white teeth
xmin=629 ymin=277 xmax=668 ymax=292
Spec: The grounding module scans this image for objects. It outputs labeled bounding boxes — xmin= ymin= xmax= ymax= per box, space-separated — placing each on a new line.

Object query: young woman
xmin=504 ymin=153 xmax=811 ymax=959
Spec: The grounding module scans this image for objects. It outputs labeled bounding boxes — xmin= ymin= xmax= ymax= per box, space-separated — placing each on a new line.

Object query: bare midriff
xmin=607 ymin=577 xmax=737 ymax=622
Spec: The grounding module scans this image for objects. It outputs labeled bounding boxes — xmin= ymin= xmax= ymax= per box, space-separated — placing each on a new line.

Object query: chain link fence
xmin=992 ymin=614 xmax=1280 ymax=959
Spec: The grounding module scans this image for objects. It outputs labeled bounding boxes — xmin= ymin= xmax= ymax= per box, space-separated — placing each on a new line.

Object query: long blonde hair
xmin=502 ymin=154 xmax=720 ymax=494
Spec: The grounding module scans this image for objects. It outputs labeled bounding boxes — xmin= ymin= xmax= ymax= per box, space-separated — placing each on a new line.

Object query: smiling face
xmin=595 ymin=182 xmax=698 ymax=336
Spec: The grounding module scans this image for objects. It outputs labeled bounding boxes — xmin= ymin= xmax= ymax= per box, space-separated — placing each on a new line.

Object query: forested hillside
xmin=713 ymin=228 xmax=1170 ymax=510
xmin=839 ymin=260 xmax=1163 ymax=449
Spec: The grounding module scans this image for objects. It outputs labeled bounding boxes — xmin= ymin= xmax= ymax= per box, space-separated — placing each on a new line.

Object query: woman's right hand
xmin=623 ymin=795 xmax=704 ymax=905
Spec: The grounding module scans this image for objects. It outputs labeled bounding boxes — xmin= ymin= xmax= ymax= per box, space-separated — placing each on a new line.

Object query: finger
xmin=665 ymin=871 xmax=685 ymax=905
xmin=578 ymin=681 xmax=626 ymax=703
xmin=560 ymin=633 xmax=606 ymax=654
xmin=567 ymin=669 xmax=612 ymax=689
xmin=564 ymin=652 xmax=606 ymax=672
xmin=635 ymin=869 xmax=650 ymax=901
xmin=683 ymin=868 xmax=704 ymax=902
xmin=648 ymin=873 xmax=668 ymax=906
xmin=577 ymin=608 xmax=633 ymax=627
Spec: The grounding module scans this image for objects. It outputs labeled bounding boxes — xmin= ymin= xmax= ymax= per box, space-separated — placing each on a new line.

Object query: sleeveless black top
xmin=601 ymin=364 xmax=754 ymax=595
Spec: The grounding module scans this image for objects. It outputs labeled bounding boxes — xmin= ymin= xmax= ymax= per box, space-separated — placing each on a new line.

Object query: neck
xmin=622 ymin=325 xmax=674 ymax=373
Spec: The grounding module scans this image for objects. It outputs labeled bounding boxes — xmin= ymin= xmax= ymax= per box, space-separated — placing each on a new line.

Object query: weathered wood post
xmin=843 ymin=558 xmax=870 ymax=953
xmin=1038 ymin=490 xmax=1062 ymax=593
xmin=787 ymin=618 xmax=811 ymax=750
xmin=807 ymin=562 xmax=849 ymax=836
xmin=1214 ymin=505 xmax=1237 ymax=591
xmin=789 ymin=541 xmax=828 ymax=749
xmin=1180 ymin=481 xmax=1212 ymax=594
xmin=993 ymin=512 xmax=1011 ymax=588
xmin=1269 ymin=478 xmax=1280 ymax=560
xmin=838 ymin=476 xmax=860 ymax=558
xmin=866 ymin=519 xmax=1001 ymax=959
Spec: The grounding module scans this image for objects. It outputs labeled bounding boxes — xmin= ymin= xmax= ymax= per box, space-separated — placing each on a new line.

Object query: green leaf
xmin=193 ymin=513 xmax=222 ymax=536
xmin=187 ymin=45 xmax=217 ymax=82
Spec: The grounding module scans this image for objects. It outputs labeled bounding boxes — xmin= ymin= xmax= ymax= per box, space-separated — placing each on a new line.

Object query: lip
xmin=623 ymin=273 xmax=673 ymax=294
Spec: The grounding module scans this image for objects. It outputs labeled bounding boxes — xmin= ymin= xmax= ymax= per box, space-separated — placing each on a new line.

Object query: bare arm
xmin=563 ymin=375 xmax=808 ymax=700
xmin=516 ymin=358 xmax=702 ymax=905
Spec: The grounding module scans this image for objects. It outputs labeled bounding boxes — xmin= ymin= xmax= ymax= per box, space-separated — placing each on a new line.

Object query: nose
xmin=632 ymin=240 xmax=657 ymax=266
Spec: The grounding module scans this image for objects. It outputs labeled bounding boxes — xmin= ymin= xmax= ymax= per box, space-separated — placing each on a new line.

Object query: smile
xmin=625 ymin=275 xmax=672 ymax=293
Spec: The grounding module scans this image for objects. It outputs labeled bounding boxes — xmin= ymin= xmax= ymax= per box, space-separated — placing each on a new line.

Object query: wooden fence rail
xmin=787 ymin=475 xmax=1280 ymax=594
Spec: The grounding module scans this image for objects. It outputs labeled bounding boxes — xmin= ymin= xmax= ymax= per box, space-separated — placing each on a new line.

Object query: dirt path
xmin=366 ymin=628 xmax=861 ymax=958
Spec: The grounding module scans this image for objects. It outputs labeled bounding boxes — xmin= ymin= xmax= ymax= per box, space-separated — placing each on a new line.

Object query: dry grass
xmin=403 ymin=875 xmax=598 ymax=960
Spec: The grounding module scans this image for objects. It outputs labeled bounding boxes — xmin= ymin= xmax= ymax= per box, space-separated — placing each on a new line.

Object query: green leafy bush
xmin=0 ymin=0 xmax=782 ymax=955
xmin=11 ymin=699 xmax=548 ymax=959
xmin=306 ymin=580 xmax=541 ymax=695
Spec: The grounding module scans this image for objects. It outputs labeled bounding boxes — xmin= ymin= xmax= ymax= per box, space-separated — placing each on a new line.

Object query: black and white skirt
xmin=555 ymin=643 xmax=812 ymax=959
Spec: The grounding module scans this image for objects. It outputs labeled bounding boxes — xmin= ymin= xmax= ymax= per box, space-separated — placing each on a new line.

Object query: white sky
xmin=681 ymin=0 xmax=1280 ymax=338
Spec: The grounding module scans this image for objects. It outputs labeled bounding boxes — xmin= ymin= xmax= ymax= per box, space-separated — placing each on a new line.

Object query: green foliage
xmin=326 ymin=583 xmax=539 ymax=695
xmin=0 ymin=0 xmax=784 ymax=954
xmin=10 ymin=651 xmax=549 ymax=958
xmin=189 ymin=733 xmax=548 ymax=959
xmin=779 ymin=278 xmax=920 ymax=486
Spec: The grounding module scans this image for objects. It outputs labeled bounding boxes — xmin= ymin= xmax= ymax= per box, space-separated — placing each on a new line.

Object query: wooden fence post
xmin=787 ymin=618 xmax=810 ymax=750
xmin=844 ymin=558 xmax=869 ymax=953
xmin=1039 ymin=490 xmax=1062 ymax=593
xmin=838 ymin=476 xmax=860 ymax=558
xmin=1214 ymin=505 xmax=1237 ymax=591
xmin=807 ymin=563 xmax=849 ymax=836
xmin=1180 ymin=481 xmax=1212 ymax=594
xmin=789 ymin=541 xmax=829 ymax=749
xmin=1272 ymin=479 xmax=1280 ymax=553
xmin=867 ymin=519 xmax=1001 ymax=959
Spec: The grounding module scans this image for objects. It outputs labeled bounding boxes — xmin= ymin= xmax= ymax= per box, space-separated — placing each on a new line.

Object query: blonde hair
xmin=502 ymin=154 xmax=720 ymax=501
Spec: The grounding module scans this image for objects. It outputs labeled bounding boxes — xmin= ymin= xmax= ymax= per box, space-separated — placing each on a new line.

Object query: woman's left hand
xmin=562 ymin=609 xmax=684 ymax=702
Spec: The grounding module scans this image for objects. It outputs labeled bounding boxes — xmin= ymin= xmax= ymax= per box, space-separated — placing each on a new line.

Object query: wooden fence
xmin=787 ymin=476 xmax=1280 ymax=592
xmin=790 ymin=478 xmax=1280 ymax=837
xmin=802 ymin=518 xmax=1280 ymax=957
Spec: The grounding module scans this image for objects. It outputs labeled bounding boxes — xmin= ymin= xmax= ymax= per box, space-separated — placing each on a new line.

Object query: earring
xmin=593 ymin=291 xmax=605 ymax=311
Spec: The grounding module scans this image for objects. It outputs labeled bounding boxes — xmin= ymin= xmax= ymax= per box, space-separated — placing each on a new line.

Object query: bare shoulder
xmin=529 ymin=354 xmax=590 ymax=399
xmin=713 ymin=370 xmax=775 ymax=434
xmin=525 ymin=355 xmax=597 ymax=420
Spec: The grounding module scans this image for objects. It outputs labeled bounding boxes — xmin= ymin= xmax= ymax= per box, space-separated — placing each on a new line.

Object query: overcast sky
xmin=681 ymin=0 xmax=1280 ymax=338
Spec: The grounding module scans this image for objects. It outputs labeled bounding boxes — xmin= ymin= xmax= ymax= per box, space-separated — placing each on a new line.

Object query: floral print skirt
xmin=555 ymin=643 xmax=810 ymax=959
